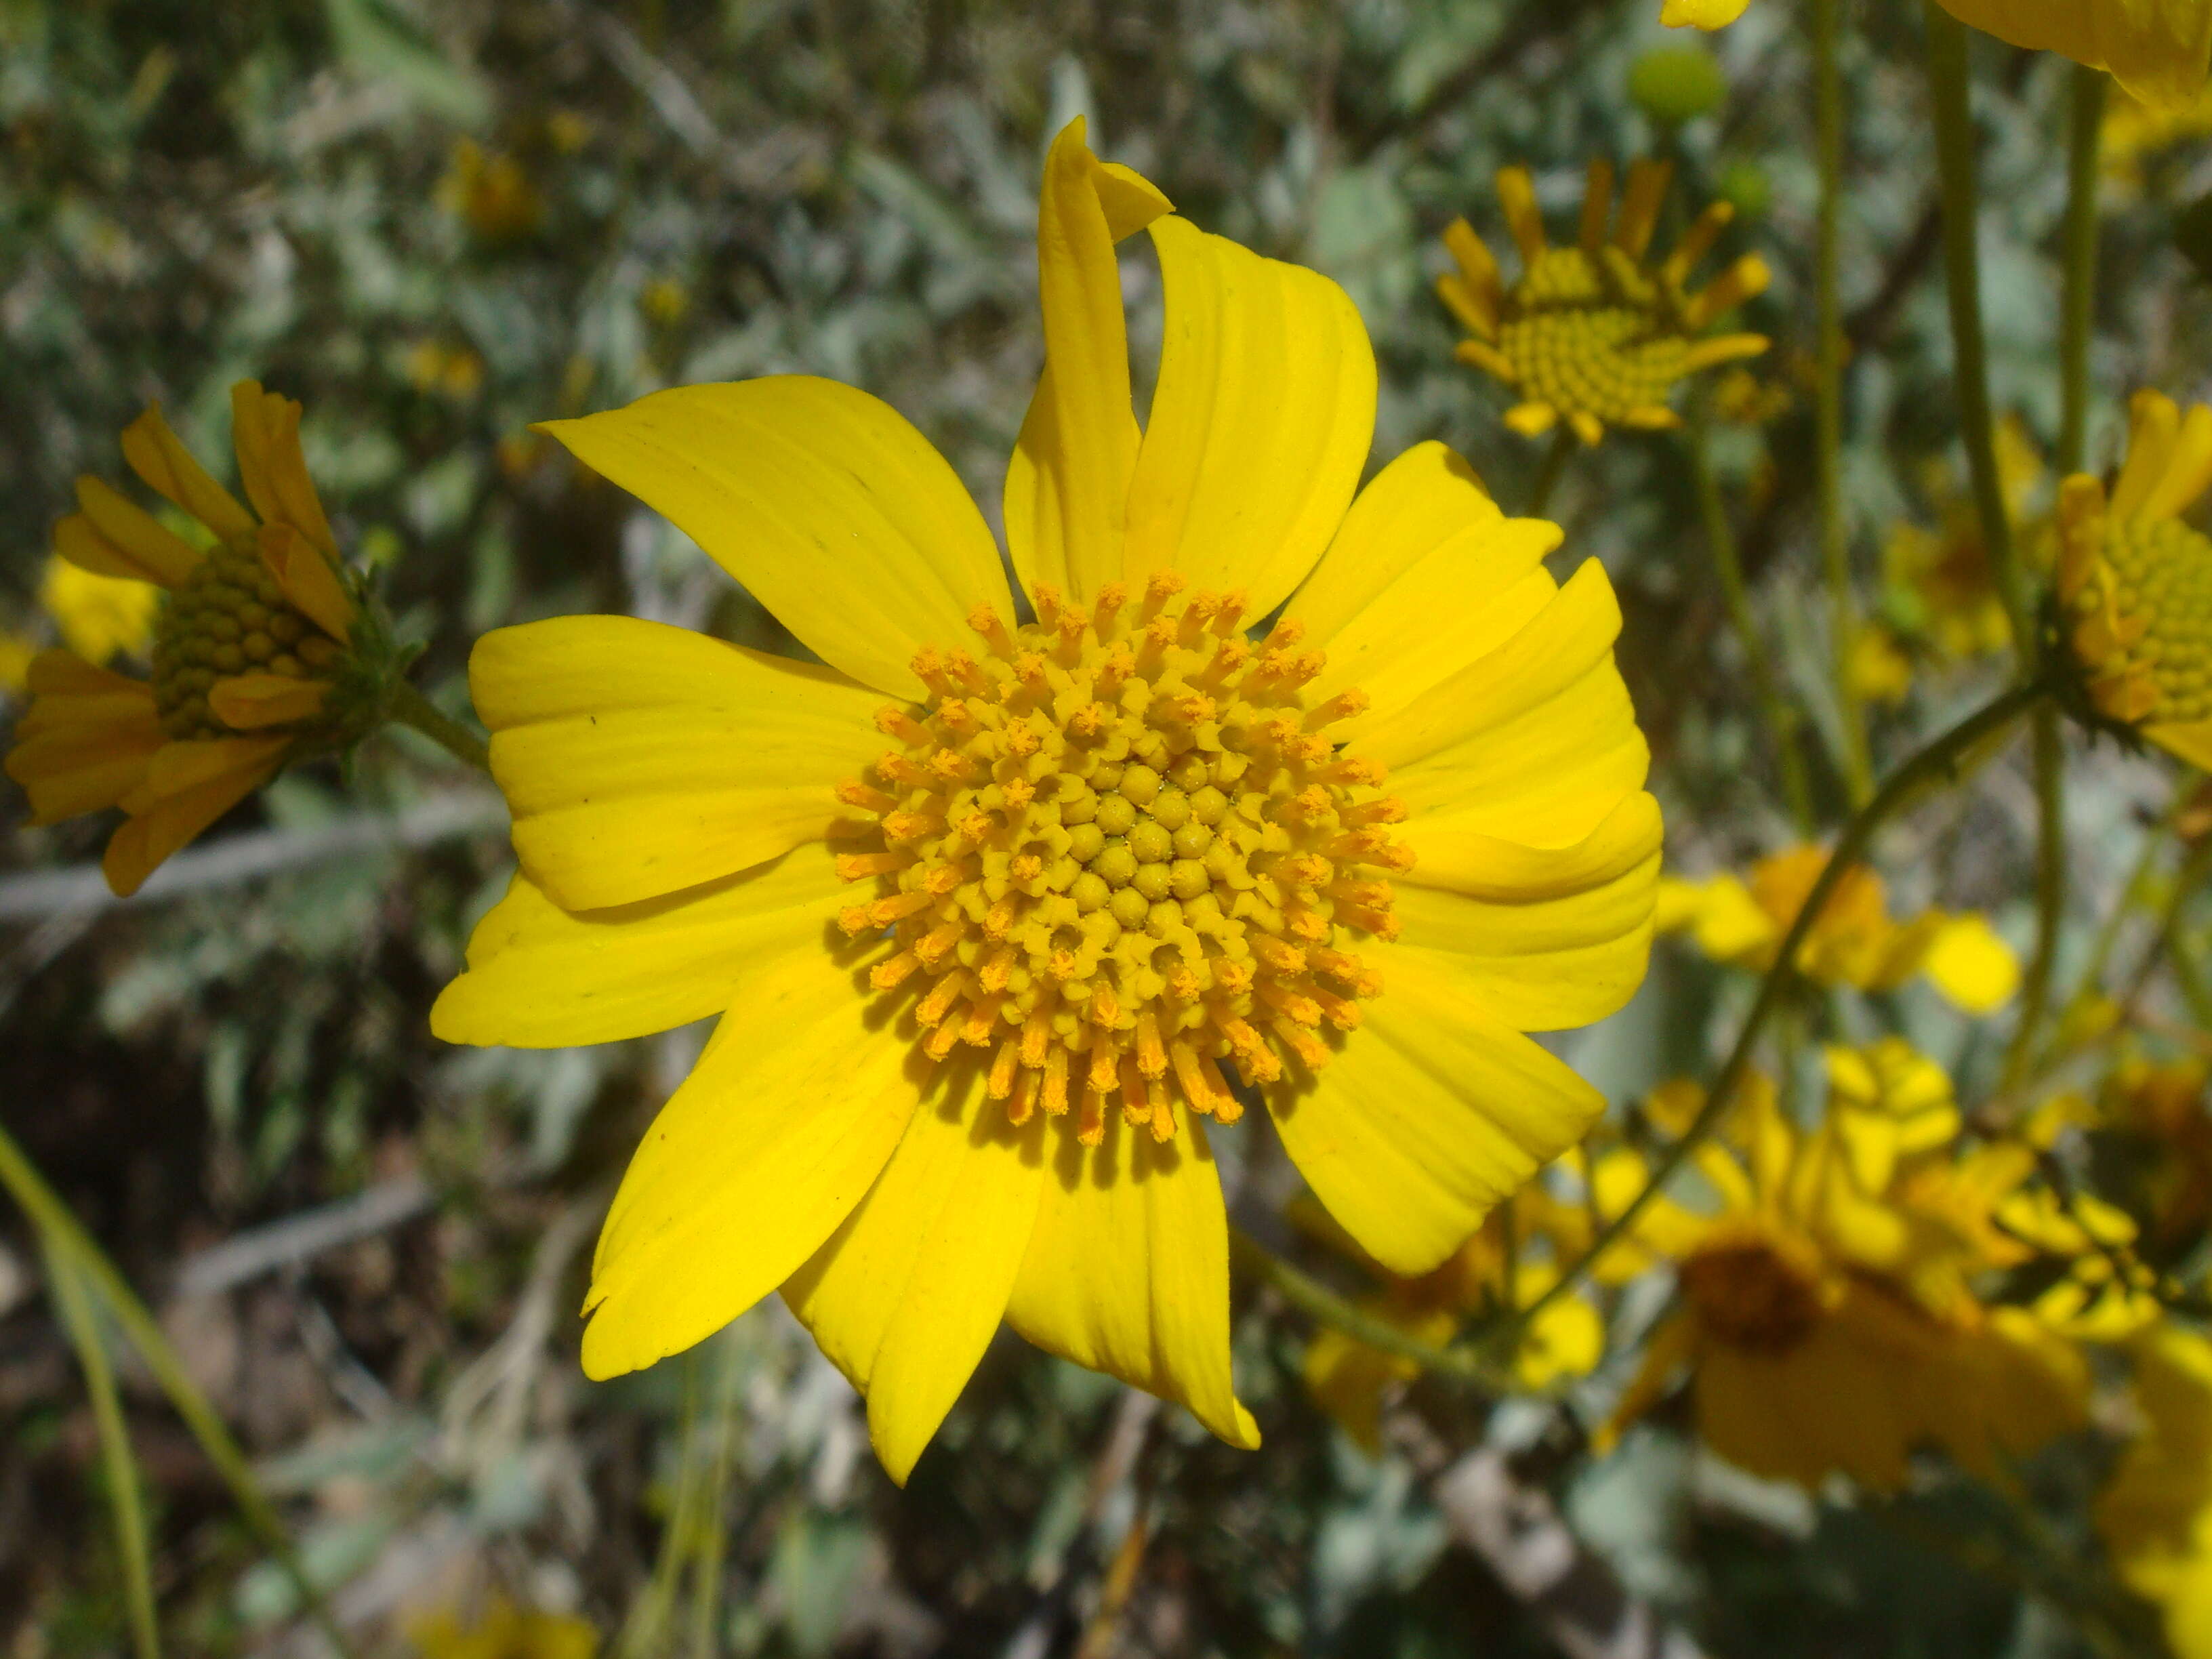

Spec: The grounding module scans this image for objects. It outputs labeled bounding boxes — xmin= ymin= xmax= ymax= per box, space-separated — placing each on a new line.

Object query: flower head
xmin=5 ymin=383 xmax=373 ymax=895
xmin=1656 ymin=844 xmax=2020 ymax=1012
xmin=1603 ymin=1068 xmax=2089 ymax=1490
xmin=1439 ymin=159 xmax=1769 ymax=446
xmin=434 ymin=120 xmax=1662 ymax=1483
xmin=2057 ymin=390 xmax=2212 ymax=769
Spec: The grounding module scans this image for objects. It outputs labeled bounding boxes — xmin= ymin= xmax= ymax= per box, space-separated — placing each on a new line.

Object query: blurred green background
xmin=4 ymin=0 xmax=2209 ymax=1653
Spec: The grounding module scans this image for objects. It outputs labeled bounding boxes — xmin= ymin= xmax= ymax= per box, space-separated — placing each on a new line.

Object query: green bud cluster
xmin=149 ymin=541 xmax=340 ymax=739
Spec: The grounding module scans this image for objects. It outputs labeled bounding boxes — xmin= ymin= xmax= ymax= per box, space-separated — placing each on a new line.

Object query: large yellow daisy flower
xmin=1934 ymin=0 xmax=2211 ymax=112
xmin=432 ymin=120 xmax=1663 ymax=1483
xmin=5 ymin=383 xmax=361 ymax=895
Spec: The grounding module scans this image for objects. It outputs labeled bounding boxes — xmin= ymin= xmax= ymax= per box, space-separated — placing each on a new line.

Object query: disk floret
xmin=2064 ymin=513 xmax=2212 ymax=726
xmin=149 ymin=540 xmax=344 ymax=739
xmin=835 ymin=573 xmax=1412 ymax=1147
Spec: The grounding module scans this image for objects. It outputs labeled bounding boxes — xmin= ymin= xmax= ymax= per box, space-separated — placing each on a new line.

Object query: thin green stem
xmin=1926 ymin=1 xmax=2033 ymax=663
xmin=43 ymin=1241 xmax=160 ymax=1659
xmin=2003 ymin=708 xmax=2066 ymax=1089
xmin=2059 ymin=63 xmax=2107 ymax=476
xmin=389 ymin=680 xmax=491 ymax=773
xmin=1227 ymin=1227 xmax=1523 ymax=1393
xmin=1686 ymin=401 xmax=1815 ymax=831
xmin=0 ymin=1122 xmax=355 ymax=1658
xmin=1515 ymin=678 xmax=2051 ymax=1328
xmin=1525 ymin=427 xmax=1576 ymax=518
xmin=1815 ymin=0 xmax=1873 ymax=806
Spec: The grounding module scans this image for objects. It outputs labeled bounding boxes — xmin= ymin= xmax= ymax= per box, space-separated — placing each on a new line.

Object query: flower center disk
xmin=2093 ymin=516 xmax=2212 ymax=723
xmin=1503 ymin=248 xmax=1689 ymax=423
xmin=835 ymin=573 xmax=1412 ymax=1147
xmin=150 ymin=541 xmax=340 ymax=739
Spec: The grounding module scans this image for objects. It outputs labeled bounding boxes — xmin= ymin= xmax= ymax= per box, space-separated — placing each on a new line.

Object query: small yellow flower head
xmin=1439 ymin=159 xmax=1769 ymax=446
xmin=5 ymin=383 xmax=377 ymax=895
xmin=438 ymin=138 xmax=542 ymax=243
xmin=408 ymin=1597 xmax=597 ymax=1659
xmin=38 ymin=554 xmax=159 ymax=666
xmin=2056 ymin=389 xmax=2212 ymax=770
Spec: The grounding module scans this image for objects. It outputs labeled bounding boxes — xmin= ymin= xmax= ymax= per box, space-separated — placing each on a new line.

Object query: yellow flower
xmin=2057 ymin=389 xmax=2212 ymax=770
xmin=1438 ymin=160 xmax=1769 ymax=447
xmin=1881 ymin=415 xmax=2044 ymax=668
xmin=1655 ymin=844 xmax=2020 ymax=1012
xmin=409 ymin=1597 xmax=597 ymax=1659
xmin=432 ymin=119 xmax=1663 ymax=1483
xmin=1711 ymin=365 xmax=1793 ymax=428
xmin=1848 ymin=627 xmax=1914 ymax=706
xmin=438 ymin=138 xmax=542 ymax=243
xmin=1605 ymin=1076 xmax=2088 ymax=1490
xmin=2097 ymin=1326 xmax=2212 ymax=1657
xmin=0 ymin=630 xmax=38 ymax=698
xmin=1933 ymin=0 xmax=2212 ymax=112
xmin=3 ymin=384 xmax=362 ymax=895
xmin=39 ymin=554 xmax=159 ymax=666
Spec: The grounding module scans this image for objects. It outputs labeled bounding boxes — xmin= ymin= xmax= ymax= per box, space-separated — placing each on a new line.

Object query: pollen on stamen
xmin=827 ymin=571 xmax=1416 ymax=1143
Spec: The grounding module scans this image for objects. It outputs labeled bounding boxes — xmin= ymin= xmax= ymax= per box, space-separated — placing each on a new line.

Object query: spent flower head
xmin=5 ymin=383 xmax=402 ymax=895
xmin=1439 ymin=159 xmax=1769 ymax=447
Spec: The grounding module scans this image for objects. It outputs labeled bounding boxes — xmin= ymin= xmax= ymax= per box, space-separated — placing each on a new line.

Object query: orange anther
xmin=1213 ymin=959 xmax=1254 ymax=995
xmin=1092 ymin=582 xmax=1128 ymax=632
xmin=1303 ymin=689 xmax=1370 ymax=731
xmin=985 ymin=894 xmax=1021 ymax=939
xmin=1021 ymin=1006 xmax=1054 ymax=1069
xmin=874 ymin=751 xmax=933 ymax=787
xmin=1271 ymin=1017 xmax=1330 ymax=1069
xmin=1077 ymin=1088 xmax=1106 ymax=1147
xmin=1091 ymin=982 xmax=1120 ymax=1026
xmin=836 ymin=851 xmax=907 ymax=882
xmin=936 ymin=698 xmax=980 ymax=735
xmin=1089 ymin=1042 xmax=1120 ymax=1095
xmin=1031 ymin=581 xmax=1065 ymax=628
xmin=868 ymin=890 xmax=936 ymax=926
xmin=877 ymin=705 xmax=932 ymax=743
xmin=1212 ymin=590 xmax=1248 ymax=634
xmin=1010 ymin=853 xmax=1044 ymax=884
xmin=916 ymin=919 xmax=964 ymax=964
xmin=870 ymin=951 xmax=922 ymax=991
xmin=1135 ymin=1008 xmax=1169 ymax=1078
xmin=968 ymin=602 xmax=1013 ymax=657
xmin=1002 ymin=775 xmax=1037 ymax=809
xmin=1142 ymin=570 xmax=1187 ymax=615
xmin=882 ymin=811 xmax=940 ymax=843
xmin=929 ymin=747 xmax=979 ymax=781
xmin=1337 ymin=905 xmax=1403 ymax=940
xmin=1310 ymin=986 xmax=1362 ymax=1031
xmin=924 ymin=1021 xmax=963 ymax=1060
xmin=1257 ymin=981 xmax=1322 ymax=1025
xmin=979 ymin=945 xmax=1018 ymax=993
xmin=1252 ymin=935 xmax=1307 ymax=974
xmin=988 ymin=1039 xmax=1021 ymax=1101
xmin=1006 ymin=1067 xmax=1041 ymax=1125
xmin=1043 ymin=1046 xmax=1071 ymax=1115
xmin=1341 ymin=796 xmax=1409 ymax=826
xmin=910 ymin=646 xmax=951 ymax=696
xmin=962 ymin=996 xmax=1000 ymax=1046
xmin=838 ymin=780 xmax=897 ymax=811
xmin=838 ymin=904 xmax=875 ymax=937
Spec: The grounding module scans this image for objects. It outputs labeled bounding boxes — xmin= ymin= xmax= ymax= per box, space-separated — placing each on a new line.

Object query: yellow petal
xmin=2112 ymin=389 xmax=2183 ymax=520
xmin=256 ymin=524 xmax=354 ymax=644
xmin=102 ymin=738 xmax=286 ymax=896
xmin=539 ymin=377 xmax=1010 ymax=701
xmin=3 ymin=653 xmax=164 ymax=821
xmin=1504 ymin=402 xmax=1559 ymax=436
xmin=229 ymin=382 xmax=338 ymax=556
xmin=431 ymin=840 xmax=844 ymax=1048
xmin=1614 ymin=160 xmax=1673 ymax=262
xmin=2150 ymin=719 xmax=2212 ymax=771
xmin=1122 ymin=215 xmax=1376 ymax=618
xmin=2142 ymin=401 xmax=2212 ymax=520
xmin=471 ymin=614 xmax=884 ymax=910
xmin=119 ymin=404 xmax=255 ymax=546
xmin=209 ymin=673 xmax=327 ymax=730
xmin=1264 ymin=947 xmax=1606 ymax=1275
xmin=62 ymin=478 xmax=203 ymax=588
xmin=1923 ymin=913 xmax=2021 ymax=1013
xmin=1286 ymin=441 xmax=1564 ymax=730
xmin=1004 ymin=1106 xmax=1258 ymax=1451
xmin=783 ymin=1063 xmax=1048 ymax=1483
xmin=1495 ymin=167 xmax=1546 ymax=266
xmin=1389 ymin=840 xmax=1658 ymax=1031
xmin=1359 ymin=560 xmax=1622 ymax=770
xmin=578 ymin=916 xmax=920 ymax=1380
xmin=1400 ymin=788 xmax=1662 ymax=902
xmin=1934 ymin=0 xmax=2211 ymax=110
xmin=1661 ymin=0 xmax=1752 ymax=24
xmin=1003 ymin=119 xmax=1172 ymax=608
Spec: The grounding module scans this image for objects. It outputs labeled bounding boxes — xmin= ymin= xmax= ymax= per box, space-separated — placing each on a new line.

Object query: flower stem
xmin=1226 ymin=1226 xmax=1522 ymax=1393
xmin=1525 ymin=427 xmax=1576 ymax=518
xmin=0 ymin=1121 xmax=356 ymax=1658
xmin=1925 ymin=0 xmax=2033 ymax=663
xmin=1814 ymin=0 xmax=1872 ymax=807
xmin=1687 ymin=399 xmax=1815 ymax=832
xmin=1515 ymin=676 xmax=2052 ymax=1328
xmin=390 ymin=679 xmax=492 ymax=774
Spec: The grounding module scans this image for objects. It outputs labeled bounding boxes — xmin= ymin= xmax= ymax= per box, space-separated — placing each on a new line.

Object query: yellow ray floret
xmin=1935 ymin=0 xmax=2212 ymax=113
xmin=1438 ymin=159 xmax=1769 ymax=446
xmin=2056 ymin=389 xmax=2212 ymax=771
xmin=432 ymin=119 xmax=1663 ymax=1486
xmin=4 ymin=383 xmax=362 ymax=895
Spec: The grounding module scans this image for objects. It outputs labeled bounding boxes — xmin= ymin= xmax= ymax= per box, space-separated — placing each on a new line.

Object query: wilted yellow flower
xmin=1604 ymin=1073 xmax=2089 ymax=1490
xmin=2057 ymin=389 xmax=2212 ymax=770
xmin=2097 ymin=1326 xmax=2212 ymax=1657
xmin=409 ymin=1597 xmax=596 ymax=1659
xmin=38 ymin=554 xmax=159 ymax=667
xmin=1934 ymin=0 xmax=2211 ymax=112
xmin=3 ymin=384 xmax=365 ymax=895
xmin=434 ymin=120 xmax=1662 ymax=1483
xmin=438 ymin=138 xmax=542 ymax=242
xmin=1655 ymin=844 xmax=2021 ymax=1012
xmin=1438 ymin=160 xmax=1769 ymax=447
xmin=1295 ymin=1191 xmax=1603 ymax=1450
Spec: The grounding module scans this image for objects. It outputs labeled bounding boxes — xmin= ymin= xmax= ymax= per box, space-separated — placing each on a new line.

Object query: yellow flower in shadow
xmin=2096 ymin=1326 xmax=2212 ymax=1658
xmin=3 ymin=384 xmax=361 ymax=895
xmin=1655 ymin=844 xmax=2020 ymax=1012
xmin=1601 ymin=1067 xmax=2089 ymax=1492
xmin=2057 ymin=389 xmax=2212 ymax=770
xmin=39 ymin=554 xmax=160 ymax=667
xmin=2104 ymin=81 xmax=2212 ymax=194
xmin=1935 ymin=0 xmax=2211 ymax=112
xmin=1438 ymin=159 xmax=1769 ymax=447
